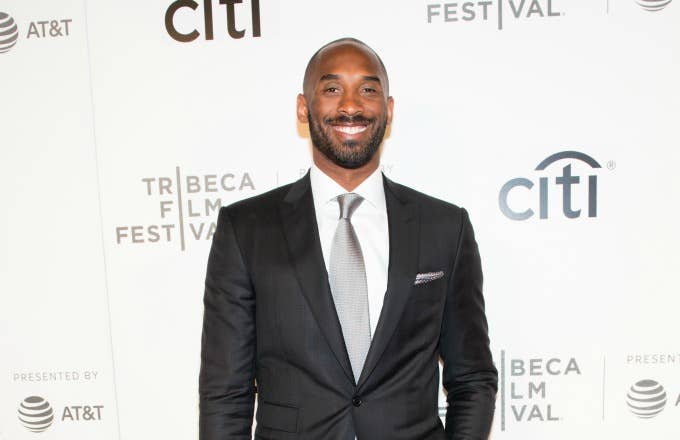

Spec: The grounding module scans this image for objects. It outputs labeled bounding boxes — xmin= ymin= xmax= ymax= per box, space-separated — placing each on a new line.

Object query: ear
xmin=296 ymin=93 xmax=308 ymax=124
xmin=386 ymin=96 xmax=394 ymax=125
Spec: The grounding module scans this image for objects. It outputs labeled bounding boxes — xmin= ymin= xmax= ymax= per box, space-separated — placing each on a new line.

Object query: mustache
xmin=324 ymin=115 xmax=374 ymax=125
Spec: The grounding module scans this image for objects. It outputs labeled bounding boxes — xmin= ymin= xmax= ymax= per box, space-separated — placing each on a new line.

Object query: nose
xmin=337 ymin=90 xmax=363 ymax=116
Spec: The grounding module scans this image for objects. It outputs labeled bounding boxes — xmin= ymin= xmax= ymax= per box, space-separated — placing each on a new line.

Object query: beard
xmin=307 ymin=112 xmax=387 ymax=169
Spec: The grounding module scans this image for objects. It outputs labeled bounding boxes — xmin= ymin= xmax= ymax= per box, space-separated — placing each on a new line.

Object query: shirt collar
xmin=310 ymin=163 xmax=386 ymax=212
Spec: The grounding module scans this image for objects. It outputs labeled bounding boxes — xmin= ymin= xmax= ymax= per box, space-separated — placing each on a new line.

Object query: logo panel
xmin=114 ymin=166 xmax=258 ymax=251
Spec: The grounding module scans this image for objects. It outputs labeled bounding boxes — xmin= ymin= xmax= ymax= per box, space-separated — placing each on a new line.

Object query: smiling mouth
xmin=332 ymin=125 xmax=368 ymax=135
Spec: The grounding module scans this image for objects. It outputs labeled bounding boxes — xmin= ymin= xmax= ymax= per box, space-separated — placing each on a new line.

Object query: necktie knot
xmin=337 ymin=193 xmax=363 ymax=220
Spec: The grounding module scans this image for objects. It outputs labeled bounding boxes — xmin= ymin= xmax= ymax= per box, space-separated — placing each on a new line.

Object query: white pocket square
xmin=414 ymin=271 xmax=445 ymax=285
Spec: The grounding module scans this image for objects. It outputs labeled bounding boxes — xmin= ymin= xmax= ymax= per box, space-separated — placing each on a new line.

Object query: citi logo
xmin=17 ymin=396 xmax=54 ymax=433
xmin=0 ymin=12 xmax=19 ymax=54
xmin=165 ymin=0 xmax=261 ymax=42
xmin=499 ymin=151 xmax=602 ymax=221
xmin=626 ymin=379 xmax=667 ymax=418
xmin=635 ymin=0 xmax=673 ymax=12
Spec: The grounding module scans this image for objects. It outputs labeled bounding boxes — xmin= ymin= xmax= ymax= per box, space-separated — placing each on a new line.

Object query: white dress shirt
xmin=310 ymin=164 xmax=389 ymax=338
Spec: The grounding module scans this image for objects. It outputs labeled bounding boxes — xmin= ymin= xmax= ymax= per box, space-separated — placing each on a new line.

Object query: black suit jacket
xmin=199 ymin=173 xmax=497 ymax=440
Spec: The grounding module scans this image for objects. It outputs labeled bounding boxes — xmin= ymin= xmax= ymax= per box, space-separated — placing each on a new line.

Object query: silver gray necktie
xmin=329 ymin=193 xmax=371 ymax=383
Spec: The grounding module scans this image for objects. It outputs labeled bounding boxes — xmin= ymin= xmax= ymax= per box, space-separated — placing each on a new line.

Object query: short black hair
xmin=303 ymin=37 xmax=389 ymax=96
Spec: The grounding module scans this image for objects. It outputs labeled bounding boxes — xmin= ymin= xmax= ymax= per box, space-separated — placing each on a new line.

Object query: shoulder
xmin=216 ymin=181 xmax=293 ymax=228
xmin=217 ymin=172 xmax=311 ymax=222
xmin=384 ymin=176 xmax=468 ymax=223
xmin=225 ymin=181 xmax=291 ymax=211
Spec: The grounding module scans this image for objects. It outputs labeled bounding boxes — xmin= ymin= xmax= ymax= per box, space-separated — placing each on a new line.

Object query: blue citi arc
xmin=499 ymin=151 xmax=601 ymax=221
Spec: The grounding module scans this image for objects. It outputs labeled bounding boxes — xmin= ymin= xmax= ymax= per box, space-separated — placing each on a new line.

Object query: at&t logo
xmin=18 ymin=396 xmax=54 ymax=433
xmin=17 ymin=396 xmax=105 ymax=432
xmin=499 ymin=150 xmax=602 ymax=221
xmin=626 ymin=379 xmax=667 ymax=418
xmin=165 ymin=0 xmax=261 ymax=42
xmin=0 ymin=12 xmax=19 ymax=54
xmin=0 ymin=11 xmax=73 ymax=56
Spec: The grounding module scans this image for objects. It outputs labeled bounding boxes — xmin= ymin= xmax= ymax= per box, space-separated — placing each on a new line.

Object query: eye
xmin=323 ymin=86 xmax=340 ymax=94
xmin=361 ymin=86 xmax=380 ymax=95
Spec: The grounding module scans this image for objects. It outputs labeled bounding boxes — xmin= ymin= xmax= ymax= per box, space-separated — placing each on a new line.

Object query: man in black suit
xmin=199 ymin=38 xmax=497 ymax=440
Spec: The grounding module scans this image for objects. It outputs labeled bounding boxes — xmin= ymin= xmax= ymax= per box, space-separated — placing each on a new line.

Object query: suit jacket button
xmin=352 ymin=396 xmax=362 ymax=407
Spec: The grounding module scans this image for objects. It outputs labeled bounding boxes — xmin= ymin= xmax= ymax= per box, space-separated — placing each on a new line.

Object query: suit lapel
xmin=357 ymin=176 xmax=419 ymax=388
xmin=278 ymin=173 xmax=355 ymax=384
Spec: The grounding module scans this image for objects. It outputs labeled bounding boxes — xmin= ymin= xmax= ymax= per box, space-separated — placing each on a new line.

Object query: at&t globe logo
xmin=0 ymin=12 xmax=19 ymax=54
xmin=17 ymin=396 xmax=54 ymax=433
xmin=626 ymin=379 xmax=667 ymax=418
xmin=635 ymin=0 xmax=673 ymax=11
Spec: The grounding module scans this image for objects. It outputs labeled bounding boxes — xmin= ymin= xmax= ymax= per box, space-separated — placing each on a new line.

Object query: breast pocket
xmin=411 ymin=272 xmax=447 ymax=304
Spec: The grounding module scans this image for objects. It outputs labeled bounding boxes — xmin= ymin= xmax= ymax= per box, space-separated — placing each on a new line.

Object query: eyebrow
xmin=319 ymin=74 xmax=382 ymax=84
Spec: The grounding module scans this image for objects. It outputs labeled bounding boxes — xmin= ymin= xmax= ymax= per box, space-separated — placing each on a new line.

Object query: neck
xmin=312 ymin=150 xmax=380 ymax=191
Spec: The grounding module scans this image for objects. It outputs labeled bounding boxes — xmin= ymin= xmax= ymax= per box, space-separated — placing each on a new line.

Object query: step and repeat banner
xmin=1 ymin=0 xmax=678 ymax=439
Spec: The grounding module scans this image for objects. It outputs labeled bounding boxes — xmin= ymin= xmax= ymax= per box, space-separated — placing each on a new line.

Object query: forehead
xmin=312 ymin=43 xmax=385 ymax=81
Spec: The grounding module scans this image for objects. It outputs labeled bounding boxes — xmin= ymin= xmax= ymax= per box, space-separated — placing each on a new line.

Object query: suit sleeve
xmin=199 ymin=207 xmax=256 ymax=440
xmin=440 ymin=208 xmax=498 ymax=440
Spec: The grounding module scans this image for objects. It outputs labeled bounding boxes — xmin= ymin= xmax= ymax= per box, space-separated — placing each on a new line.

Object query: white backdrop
xmin=1 ymin=0 xmax=679 ymax=439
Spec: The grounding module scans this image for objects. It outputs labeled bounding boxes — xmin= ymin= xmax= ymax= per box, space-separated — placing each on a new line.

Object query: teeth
xmin=334 ymin=126 xmax=367 ymax=135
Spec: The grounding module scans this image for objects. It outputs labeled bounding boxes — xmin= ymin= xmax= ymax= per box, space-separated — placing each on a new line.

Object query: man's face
xmin=298 ymin=43 xmax=394 ymax=170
